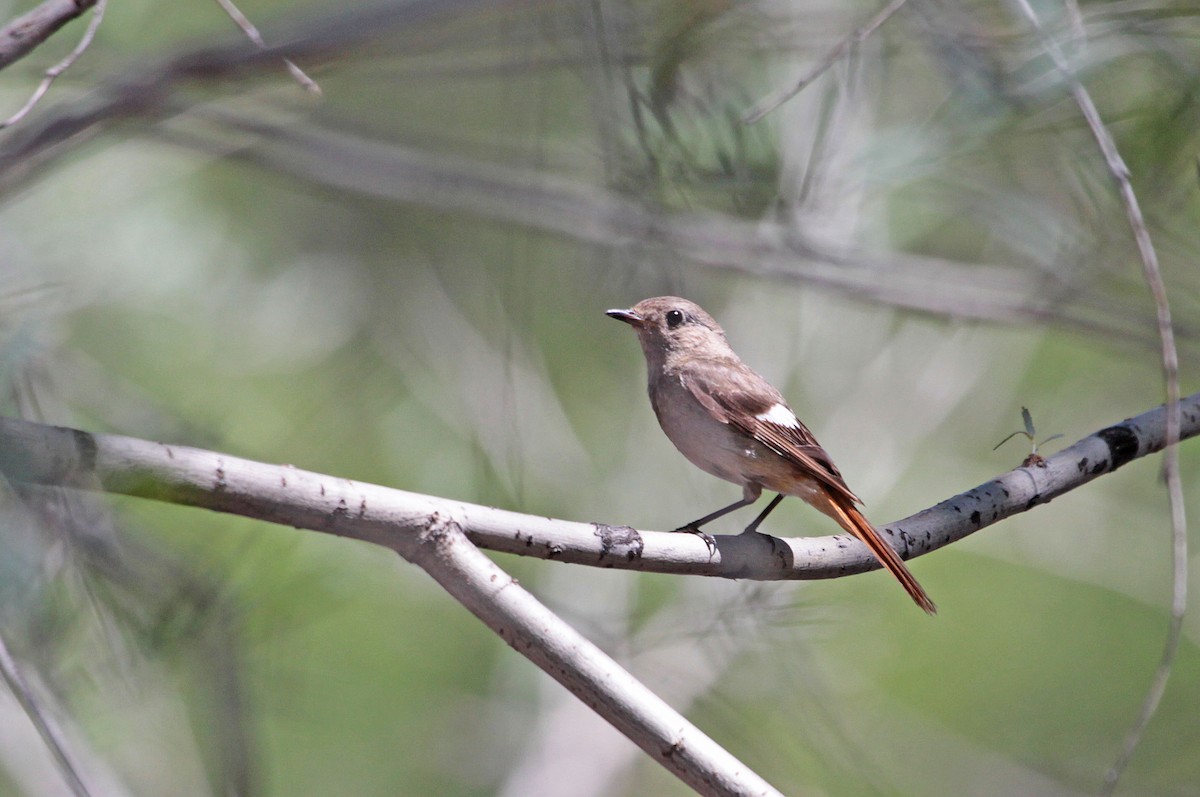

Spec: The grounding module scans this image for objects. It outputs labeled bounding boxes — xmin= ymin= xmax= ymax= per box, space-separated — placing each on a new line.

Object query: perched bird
xmin=607 ymin=296 xmax=936 ymax=614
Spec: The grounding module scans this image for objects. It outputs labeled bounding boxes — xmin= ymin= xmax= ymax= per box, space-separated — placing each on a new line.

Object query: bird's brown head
xmin=606 ymin=297 xmax=729 ymax=368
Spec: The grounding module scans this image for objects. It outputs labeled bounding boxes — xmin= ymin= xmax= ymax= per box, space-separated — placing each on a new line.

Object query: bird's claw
xmin=673 ymin=524 xmax=718 ymax=558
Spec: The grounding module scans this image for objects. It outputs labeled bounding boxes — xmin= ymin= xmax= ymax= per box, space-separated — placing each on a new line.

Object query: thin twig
xmin=212 ymin=0 xmax=320 ymax=94
xmin=0 ymin=0 xmax=106 ymax=130
xmin=1007 ymin=1 xmax=1186 ymax=792
xmin=742 ymin=0 xmax=910 ymax=124
xmin=0 ymin=631 xmax=94 ymax=797
xmin=0 ymin=0 xmax=97 ymax=72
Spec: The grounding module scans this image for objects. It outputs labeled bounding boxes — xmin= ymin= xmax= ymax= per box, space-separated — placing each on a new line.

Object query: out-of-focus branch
xmin=1006 ymin=2 xmax=1186 ymax=791
xmin=0 ymin=3 xmax=1174 ymax=344
xmin=212 ymin=0 xmax=320 ymax=94
xmin=743 ymin=0 xmax=910 ymax=123
xmin=0 ymin=0 xmax=106 ymax=130
xmin=1 ymin=392 xmax=1197 ymax=584
xmin=160 ymin=116 xmax=1154 ymax=345
xmin=0 ymin=632 xmax=94 ymax=797
xmin=0 ymin=0 xmax=97 ymax=72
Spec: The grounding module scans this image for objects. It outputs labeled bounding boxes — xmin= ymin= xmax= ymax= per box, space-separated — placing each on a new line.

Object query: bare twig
xmin=742 ymin=0 xmax=910 ymax=124
xmin=0 ymin=0 xmax=97 ymax=72
xmin=212 ymin=0 xmax=320 ymax=94
xmin=0 ymin=0 xmax=106 ymax=130
xmin=0 ymin=631 xmax=94 ymax=797
xmin=1006 ymin=2 xmax=1186 ymax=792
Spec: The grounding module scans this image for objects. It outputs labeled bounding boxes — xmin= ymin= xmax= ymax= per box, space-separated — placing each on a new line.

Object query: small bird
xmin=608 ymin=296 xmax=936 ymax=614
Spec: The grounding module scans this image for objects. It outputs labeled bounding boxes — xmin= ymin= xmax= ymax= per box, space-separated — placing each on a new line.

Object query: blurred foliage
xmin=0 ymin=0 xmax=1198 ymax=794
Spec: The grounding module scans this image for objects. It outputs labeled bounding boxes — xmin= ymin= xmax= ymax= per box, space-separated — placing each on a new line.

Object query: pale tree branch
xmin=0 ymin=393 xmax=1196 ymax=585
xmin=404 ymin=518 xmax=783 ymax=797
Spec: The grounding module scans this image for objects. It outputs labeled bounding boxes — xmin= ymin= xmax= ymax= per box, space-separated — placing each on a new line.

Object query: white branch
xmin=0 ymin=393 xmax=1197 ymax=582
xmin=406 ymin=518 xmax=782 ymax=796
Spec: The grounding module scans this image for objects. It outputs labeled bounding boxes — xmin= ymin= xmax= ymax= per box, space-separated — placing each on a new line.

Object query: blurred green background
xmin=0 ymin=0 xmax=1198 ymax=794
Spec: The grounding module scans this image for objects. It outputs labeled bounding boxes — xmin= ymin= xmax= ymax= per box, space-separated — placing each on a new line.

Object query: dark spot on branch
xmin=332 ymin=498 xmax=348 ymax=517
xmin=1077 ymin=457 xmax=1088 ymax=472
xmin=1025 ymin=493 xmax=1042 ymax=510
xmin=593 ymin=523 xmax=643 ymax=561
xmin=357 ymin=497 xmax=367 ymax=518
xmin=71 ymin=428 xmax=97 ymax=473
xmin=1091 ymin=460 xmax=1108 ymax=475
xmin=1096 ymin=425 xmax=1138 ymax=470
xmin=970 ymin=510 xmax=981 ymax=525
xmin=1001 ymin=487 xmax=1009 ymax=497
xmin=548 ymin=544 xmax=564 ymax=558
xmin=214 ymin=461 xmax=227 ymax=492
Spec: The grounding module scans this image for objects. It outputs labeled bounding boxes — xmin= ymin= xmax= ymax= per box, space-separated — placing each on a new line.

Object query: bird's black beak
xmin=606 ymin=308 xmax=643 ymax=327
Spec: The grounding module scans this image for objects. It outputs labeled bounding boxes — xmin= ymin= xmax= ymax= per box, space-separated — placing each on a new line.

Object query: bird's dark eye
xmin=665 ymin=309 xmax=684 ymax=329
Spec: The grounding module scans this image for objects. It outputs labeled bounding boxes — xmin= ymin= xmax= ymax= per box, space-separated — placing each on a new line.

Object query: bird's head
xmin=606 ymin=296 xmax=729 ymax=368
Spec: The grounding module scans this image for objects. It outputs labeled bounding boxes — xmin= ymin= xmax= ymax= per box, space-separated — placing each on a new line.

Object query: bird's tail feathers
xmin=818 ymin=493 xmax=937 ymax=615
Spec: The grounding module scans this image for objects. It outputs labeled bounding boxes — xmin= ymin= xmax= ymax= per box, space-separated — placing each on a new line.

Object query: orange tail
xmin=817 ymin=492 xmax=937 ymax=615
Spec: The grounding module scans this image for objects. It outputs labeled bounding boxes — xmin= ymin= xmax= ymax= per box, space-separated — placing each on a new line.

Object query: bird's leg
xmin=674 ymin=485 xmax=763 ymax=556
xmin=675 ymin=497 xmax=754 ymax=533
xmin=740 ymin=493 xmax=791 ymax=561
xmin=742 ymin=494 xmax=784 ymax=535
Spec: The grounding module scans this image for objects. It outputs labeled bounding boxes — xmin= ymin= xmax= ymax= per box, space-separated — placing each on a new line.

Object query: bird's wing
xmin=681 ymin=358 xmax=861 ymax=505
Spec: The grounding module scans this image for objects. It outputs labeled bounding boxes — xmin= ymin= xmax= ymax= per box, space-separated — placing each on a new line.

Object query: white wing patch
xmin=756 ymin=403 xmax=799 ymax=428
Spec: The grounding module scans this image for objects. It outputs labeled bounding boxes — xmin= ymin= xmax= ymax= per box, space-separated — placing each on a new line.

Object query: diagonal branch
xmin=743 ymin=0 xmax=910 ymax=124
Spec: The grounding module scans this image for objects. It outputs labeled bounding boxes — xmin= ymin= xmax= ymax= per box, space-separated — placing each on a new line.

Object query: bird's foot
xmin=673 ymin=524 xmax=718 ymax=558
